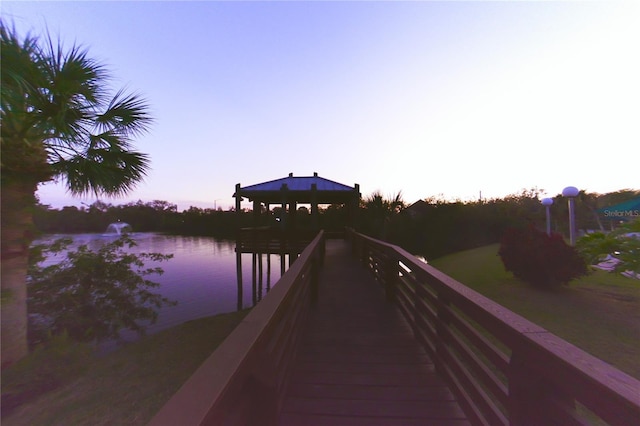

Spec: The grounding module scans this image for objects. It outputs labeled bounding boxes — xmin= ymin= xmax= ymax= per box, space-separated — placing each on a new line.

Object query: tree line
xmin=34 ymin=188 xmax=639 ymax=260
xmin=32 ymin=199 xmax=350 ymax=238
xmin=358 ymin=188 xmax=639 ymax=260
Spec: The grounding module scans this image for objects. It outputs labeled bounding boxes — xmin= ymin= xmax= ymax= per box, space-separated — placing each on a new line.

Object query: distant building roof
xmin=403 ymin=200 xmax=432 ymax=218
xmin=234 ymin=172 xmax=359 ymax=204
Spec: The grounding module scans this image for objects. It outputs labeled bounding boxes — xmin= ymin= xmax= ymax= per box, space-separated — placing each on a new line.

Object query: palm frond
xmin=41 ymin=33 xmax=108 ymax=104
xmin=87 ymin=131 xmax=121 ymax=150
xmin=0 ymin=23 xmax=42 ymax=96
xmin=52 ymin=148 xmax=150 ymax=197
xmin=1 ymin=23 xmax=46 ymax=134
xmin=36 ymin=37 xmax=108 ymax=143
xmin=2 ymin=20 xmax=152 ymax=196
xmin=95 ymin=89 xmax=153 ymax=138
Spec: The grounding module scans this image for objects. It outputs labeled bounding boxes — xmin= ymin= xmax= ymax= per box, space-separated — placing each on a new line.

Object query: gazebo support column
xmin=280 ymin=184 xmax=288 ymax=230
xmin=288 ymin=200 xmax=297 ymax=232
xmin=265 ymin=203 xmax=270 ymax=225
xmin=253 ymin=200 xmax=261 ymax=225
xmin=235 ymin=183 xmax=242 ymax=214
xmin=311 ymin=183 xmax=318 ymax=230
xmin=347 ymin=184 xmax=360 ymax=228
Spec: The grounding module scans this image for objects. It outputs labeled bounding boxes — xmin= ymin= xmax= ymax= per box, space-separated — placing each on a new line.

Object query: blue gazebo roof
xmin=241 ymin=174 xmax=353 ymax=193
xmin=234 ymin=172 xmax=359 ymax=204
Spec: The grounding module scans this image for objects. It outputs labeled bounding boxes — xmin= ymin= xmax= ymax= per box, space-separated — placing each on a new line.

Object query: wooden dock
xmin=279 ymin=239 xmax=470 ymax=425
xmin=150 ymin=230 xmax=640 ymax=426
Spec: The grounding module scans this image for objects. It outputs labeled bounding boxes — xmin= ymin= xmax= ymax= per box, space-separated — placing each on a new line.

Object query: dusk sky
xmin=3 ymin=1 xmax=639 ymax=211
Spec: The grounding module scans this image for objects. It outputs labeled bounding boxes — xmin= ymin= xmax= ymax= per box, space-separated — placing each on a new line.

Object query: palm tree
xmin=361 ymin=191 xmax=405 ymax=238
xmin=1 ymin=22 xmax=152 ymax=365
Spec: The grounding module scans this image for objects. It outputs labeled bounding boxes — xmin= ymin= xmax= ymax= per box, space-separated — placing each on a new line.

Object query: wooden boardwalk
xmin=151 ymin=232 xmax=639 ymax=425
xmin=279 ymin=239 xmax=470 ymax=426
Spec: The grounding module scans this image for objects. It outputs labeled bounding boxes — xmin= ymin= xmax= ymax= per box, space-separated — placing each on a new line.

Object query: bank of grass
xmin=430 ymin=244 xmax=640 ymax=379
xmin=1 ymin=309 xmax=250 ymax=425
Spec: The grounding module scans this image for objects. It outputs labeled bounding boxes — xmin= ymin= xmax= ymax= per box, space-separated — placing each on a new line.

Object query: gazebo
xmin=234 ymin=172 xmax=360 ymax=231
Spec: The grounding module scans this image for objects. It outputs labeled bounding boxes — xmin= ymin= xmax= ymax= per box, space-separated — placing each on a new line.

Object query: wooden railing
xmin=236 ymin=227 xmax=317 ymax=254
xmin=149 ymin=231 xmax=325 ymax=426
xmin=347 ymin=228 xmax=640 ymax=426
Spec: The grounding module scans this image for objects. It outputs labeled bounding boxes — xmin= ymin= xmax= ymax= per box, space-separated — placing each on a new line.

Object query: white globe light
xmin=541 ymin=198 xmax=554 ymax=206
xmin=562 ymin=186 xmax=579 ymax=197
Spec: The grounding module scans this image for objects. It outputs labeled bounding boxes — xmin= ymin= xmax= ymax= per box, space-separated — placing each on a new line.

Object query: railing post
xmin=310 ymin=255 xmax=319 ymax=305
xmin=352 ymin=234 xmax=359 ymax=257
xmin=508 ymin=345 xmax=576 ymax=426
xmin=349 ymin=229 xmax=358 ymax=257
xmin=410 ymin=274 xmax=420 ymax=339
xmin=252 ymin=252 xmax=258 ymax=306
xmin=310 ymin=232 xmax=324 ymax=306
xmin=360 ymin=240 xmax=368 ymax=268
xmin=233 ymin=375 xmax=278 ymax=426
xmin=434 ymin=292 xmax=451 ymax=376
xmin=383 ymin=251 xmax=397 ymax=302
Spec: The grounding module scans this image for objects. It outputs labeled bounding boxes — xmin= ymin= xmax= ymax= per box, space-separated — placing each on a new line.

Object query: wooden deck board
xmin=280 ymin=413 xmax=472 ymax=426
xmin=278 ymin=239 xmax=469 ymax=425
xmin=285 ymin=383 xmax=457 ymax=401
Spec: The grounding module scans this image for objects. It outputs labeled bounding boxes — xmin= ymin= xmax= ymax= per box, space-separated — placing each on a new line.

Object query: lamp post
xmin=541 ymin=198 xmax=553 ymax=236
xmin=562 ymin=186 xmax=580 ymax=245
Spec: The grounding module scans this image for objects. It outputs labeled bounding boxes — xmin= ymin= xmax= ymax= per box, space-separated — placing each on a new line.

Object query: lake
xmin=32 ymin=232 xmax=289 ymax=343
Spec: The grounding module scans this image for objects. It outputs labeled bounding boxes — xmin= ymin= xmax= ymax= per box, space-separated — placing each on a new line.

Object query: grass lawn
xmin=430 ymin=244 xmax=640 ymax=380
xmin=1 ymin=309 xmax=250 ymax=425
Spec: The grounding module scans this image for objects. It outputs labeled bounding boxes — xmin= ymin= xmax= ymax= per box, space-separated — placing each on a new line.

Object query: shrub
xmin=28 ymin=236 xmax=175 ymax=345
xmin=577 ymin=219 xmax=640 ymax=276
xmin=498 ymin=224 xmax=587 ymax=289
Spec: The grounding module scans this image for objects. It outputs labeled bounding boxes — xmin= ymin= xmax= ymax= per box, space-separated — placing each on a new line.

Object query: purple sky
xmin=3 ymin=1 xmax=639 ymax=211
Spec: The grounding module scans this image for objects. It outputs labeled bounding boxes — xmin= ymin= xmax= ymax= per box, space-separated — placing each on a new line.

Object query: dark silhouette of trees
xmin=357 ymin=189 xmax=638 ymax=261
xmin=32 ymin=188 xmax=640 ymax=265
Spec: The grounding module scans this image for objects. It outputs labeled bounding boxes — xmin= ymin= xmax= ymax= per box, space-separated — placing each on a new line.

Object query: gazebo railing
xmin=236 ymin=227 xmax=317 ymax=254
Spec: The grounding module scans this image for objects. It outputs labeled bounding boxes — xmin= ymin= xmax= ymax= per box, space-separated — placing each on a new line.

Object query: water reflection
xmin=31 ymin=233 xmax=288 ymax=342
xmin=236 ymin=251 xmax=293 ymax=310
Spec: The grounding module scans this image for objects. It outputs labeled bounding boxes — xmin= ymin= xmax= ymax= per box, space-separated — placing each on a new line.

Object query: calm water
xmin=32 ymin=233 xmax=288 ymax=342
